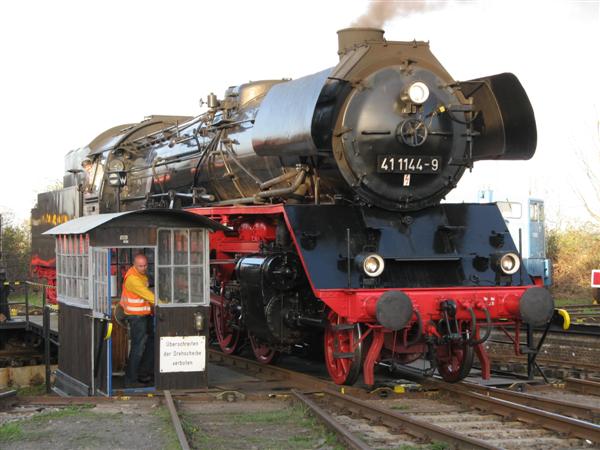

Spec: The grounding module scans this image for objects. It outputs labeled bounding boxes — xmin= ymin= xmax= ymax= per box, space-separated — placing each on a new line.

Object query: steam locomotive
xmin=31 ymin=28 xmax=553 ymax=385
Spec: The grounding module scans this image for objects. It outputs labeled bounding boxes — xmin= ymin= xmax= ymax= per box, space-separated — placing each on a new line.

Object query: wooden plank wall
xmin=111 ymin=315 xmax=128 ymax=372
xmin=58 ymin=303 xmax=92 ymax=385
xmin=155 ymin=305 xmax=209 ymax=390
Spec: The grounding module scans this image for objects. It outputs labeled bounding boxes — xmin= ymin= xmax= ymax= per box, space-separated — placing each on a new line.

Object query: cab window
xmin=530 ymin=202 xmax=544 ymax=222
xmin=497 ymin=201 xmax=522 ymax=219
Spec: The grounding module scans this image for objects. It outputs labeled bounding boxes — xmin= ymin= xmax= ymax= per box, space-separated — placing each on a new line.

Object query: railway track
xmin=563 ymin=303 xmax=600 ymax=323
xmin=429 ymin=381 xmax=600 ymax=442
xmin=164 ymin=390 xmax=191 ymax=450
xmin=3 ymin=349 xmax=598 ymax=449
xmin=489 ymin=353 xmax=600 ymax=375
xmin=452 ymin=380 xmax=600 ymax=421
xmin=293 ymin=387 xmax=597 ymax=449
xmin=564 ymin=377 xmax=600 ymax=396
xmin=209 ymin=350 xmax=600 ymax=448
xmin=293 ymin=388 xmax=500 ymax=449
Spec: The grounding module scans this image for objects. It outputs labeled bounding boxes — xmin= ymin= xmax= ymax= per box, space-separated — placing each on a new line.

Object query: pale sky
xmin=0 ymin=0 xmax=598 ymax=227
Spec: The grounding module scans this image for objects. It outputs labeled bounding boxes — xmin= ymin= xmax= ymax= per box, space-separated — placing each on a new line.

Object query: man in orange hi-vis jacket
xmin=120 ymin=254 xmax=155 ymax=386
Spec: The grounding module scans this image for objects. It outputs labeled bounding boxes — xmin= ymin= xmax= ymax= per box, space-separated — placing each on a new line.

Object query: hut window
xmin=157 ymin=228 xmax=208 ymax=305
xmin=55 ymin=234 xmax=90 ymax=306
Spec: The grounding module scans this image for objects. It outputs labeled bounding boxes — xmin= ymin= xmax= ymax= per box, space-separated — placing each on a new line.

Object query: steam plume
xmin=351 ymin=0 xmax=447 ymax=28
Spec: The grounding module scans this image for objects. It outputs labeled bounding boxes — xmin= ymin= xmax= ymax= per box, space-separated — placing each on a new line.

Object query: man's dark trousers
xmin=125 ymin=315 xmax=154 ymax=383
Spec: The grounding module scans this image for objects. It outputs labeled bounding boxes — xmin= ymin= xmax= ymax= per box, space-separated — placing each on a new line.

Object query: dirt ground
xmin=0 ymin=398 xmax=343 ymax=450
xmin=0 ymin=400 xmax=179 ymax=450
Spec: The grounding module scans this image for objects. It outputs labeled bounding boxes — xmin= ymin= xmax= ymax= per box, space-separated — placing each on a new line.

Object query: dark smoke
xmin=351 ymin=0 xmax=447 ymax=28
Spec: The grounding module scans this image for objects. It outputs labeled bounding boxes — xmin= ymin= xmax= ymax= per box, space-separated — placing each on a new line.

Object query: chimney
xmin=337 ymin=27 xmax=385 ymax=57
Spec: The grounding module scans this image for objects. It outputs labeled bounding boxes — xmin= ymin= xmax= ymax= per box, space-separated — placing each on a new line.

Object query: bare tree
xmin=575 ymin=111 xmax=600 ymax=223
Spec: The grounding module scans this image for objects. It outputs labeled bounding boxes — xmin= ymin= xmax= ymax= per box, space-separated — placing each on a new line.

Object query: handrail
xmin=1 ymin=280 xmax=57 ymax=325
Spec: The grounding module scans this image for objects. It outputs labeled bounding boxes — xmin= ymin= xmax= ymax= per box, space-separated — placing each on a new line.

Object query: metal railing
xmin=0 ymin=280 xmax=58 ymax=322
xmin=0 ymin=280 xmax=58 ymax=393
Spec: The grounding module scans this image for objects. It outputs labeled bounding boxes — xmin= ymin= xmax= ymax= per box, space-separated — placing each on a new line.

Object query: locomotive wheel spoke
xmin=212 ymin=302 xmax=242 ymax=355
xmin=324 ymin=310 xmax=363 ymax=385
xmin=248 ymin=333 xmax=279 ymax=364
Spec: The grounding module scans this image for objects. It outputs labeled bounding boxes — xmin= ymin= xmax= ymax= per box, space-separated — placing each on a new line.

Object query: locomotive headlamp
xmin=356 ymin=253 xmax=385 ymax=277
xmin=108 ymin=159 xmax=125 ymax=172
xmin=496 ymin=252 xmax=521 ymax=275
xmin=407 ymin=81 xmax=430 ymax=105
xmin=108 ymin=173 xmax=120 ymax=186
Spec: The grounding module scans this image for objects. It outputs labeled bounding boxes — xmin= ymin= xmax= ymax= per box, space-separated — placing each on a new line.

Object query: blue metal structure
xmin=478 ymin=189 xmax=552 ymax=286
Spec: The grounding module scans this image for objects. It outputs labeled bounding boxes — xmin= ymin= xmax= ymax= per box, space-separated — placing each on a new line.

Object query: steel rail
xmin=164 ymin=390 xmax=191 ymax=450
xmin=565 ymin=377 xmax=600 ymax=396
xmin=10 ymin=395 xmax=158 ymax=405
xmin=496 ymin=322 xmax=600 ymax=337
xmin=490 ymin=354 xmax=600 ymax=373
xmin=544 ymin=322 xmax=600 ymax=336
xmin=434 ymin=385 xmax=600 ymax=443
xmin=471 ymin=384 xmax=600 ymax=421
xmin=0 ymin=390 xmax=16 ymax=400
xmin=291 ymin=390 xmax=371 ymax=450
xmin=563 ymin=304 xmax=600 ymax=311
xmin=320 ymin=388 xmax=500 ymax=450
xmin=426 ymin=379 xmax=600 ymax=421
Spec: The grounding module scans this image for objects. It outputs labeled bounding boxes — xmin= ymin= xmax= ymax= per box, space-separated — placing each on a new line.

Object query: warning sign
xmin=592 ymin=270 xmax=600 ymax=288
xmin=159 ymin=336 xmax=206 ymax=373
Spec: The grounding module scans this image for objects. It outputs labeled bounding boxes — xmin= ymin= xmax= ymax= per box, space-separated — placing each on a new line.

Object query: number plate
xmin=377 ymin=155 xmax=441 ymax=174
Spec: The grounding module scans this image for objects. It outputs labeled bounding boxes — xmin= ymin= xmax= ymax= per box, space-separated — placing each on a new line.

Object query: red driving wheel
xmin=212 ymin=298 xmax=242 ymax=355
xmin=248 ymin=333 xmax=279 ymax=364
xmin=324 ymin=310 xmax=364 ymax=385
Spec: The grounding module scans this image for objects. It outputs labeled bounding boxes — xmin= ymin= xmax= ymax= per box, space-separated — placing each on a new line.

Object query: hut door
xmin=91 ymin=247 xmax=112 ymax=395
xmin=155 ymin=228 xmax=209 ymax=390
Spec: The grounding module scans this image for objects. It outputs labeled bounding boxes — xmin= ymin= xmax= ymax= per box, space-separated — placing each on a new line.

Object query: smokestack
xmin=337 ymin=27 xmax=385 ymax=57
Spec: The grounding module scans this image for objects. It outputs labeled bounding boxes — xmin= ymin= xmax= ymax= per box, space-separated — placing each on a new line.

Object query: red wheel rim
xmin=248 ymin=333 xmax=279 ymax=364
xmin=439 ymin=345 xmax=463 ymax=375
xmin=324 ymin=311 xmax=362 ymax=385
xmin=212 ymin=302 xmax=241 ymax=354
xmin=436 ymin=340 xmax=473 ymax=382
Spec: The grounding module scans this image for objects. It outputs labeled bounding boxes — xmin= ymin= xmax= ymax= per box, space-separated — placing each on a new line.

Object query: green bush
xmin=1 ymin=214 xmax=31 ymax=281
xmin=547 ymin=225 xmax=600 ymax=301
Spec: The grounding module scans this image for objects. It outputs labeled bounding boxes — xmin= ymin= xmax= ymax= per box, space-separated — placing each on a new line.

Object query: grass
xmin=16 ymin=384 xmax=46 ymax=396
xmin=428 ymin=442 xmax=449 ymax=450
xmin=390 ymin=403 xmax=411 ymax=411
xmin=1 ymin=403 xmax=175 ymax=448
xmin=30 ymin=404 xmax=95 ymax=423
xmin=229 ymin=408 xmax=302 ymax=424
xmin=6 ymin=289 xmax=44 ymax=310
xmin=388 ymin=444 xmax=448 ymax=450
xmin=0 ymin=405 xmax=97 ymax=444
xmin=554 ymin=297 xmax=595 ymax=307
xmin=0 ymin=422 xmax=23 ymax=442
xmin=183 ymin=403 xmax=344 ymax=450
xmin=153 ymin=405 xmax=185 ymax=450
